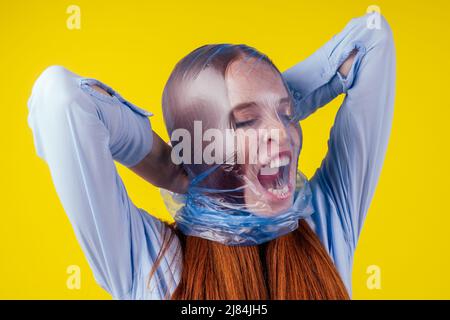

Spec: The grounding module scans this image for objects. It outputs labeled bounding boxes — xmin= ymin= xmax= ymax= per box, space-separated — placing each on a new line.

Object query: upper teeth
xmin=269 ymin=155 xmax=290 ymax=168
xmin=259 ymin=155 xmax=290 ymax=176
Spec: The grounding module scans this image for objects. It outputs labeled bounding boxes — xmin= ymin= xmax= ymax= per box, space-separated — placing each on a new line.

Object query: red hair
xmin=150 ymin=220 xmax=349 ymax=300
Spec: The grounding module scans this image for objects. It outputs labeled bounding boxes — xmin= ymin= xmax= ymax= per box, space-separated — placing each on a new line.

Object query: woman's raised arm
xmin=27 ymin=66 xmax=181 ymax=299
xmin=282 ymin=13 xmax=396 ymax=292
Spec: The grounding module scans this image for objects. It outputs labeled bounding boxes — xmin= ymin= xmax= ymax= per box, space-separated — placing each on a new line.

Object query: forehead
xmin=225 ymin=57 xmax=288 ymax=106
xmin=181 ymin=56 xmax=289 ymax=125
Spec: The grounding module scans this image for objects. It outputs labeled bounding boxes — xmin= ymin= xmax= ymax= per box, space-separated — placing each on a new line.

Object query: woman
xmin=27 ymin=13 xmax=395 ymax=299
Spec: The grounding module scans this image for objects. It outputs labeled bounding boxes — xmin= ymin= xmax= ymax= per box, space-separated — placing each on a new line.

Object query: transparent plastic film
xmin=161 ymin=170 xmax=313 ymax=246
xmin=160 ymin=44 xmax=314 ymax=245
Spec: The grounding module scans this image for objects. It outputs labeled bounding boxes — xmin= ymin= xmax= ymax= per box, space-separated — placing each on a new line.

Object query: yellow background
xmin=1 ymin=0 xmax=449 ymax=299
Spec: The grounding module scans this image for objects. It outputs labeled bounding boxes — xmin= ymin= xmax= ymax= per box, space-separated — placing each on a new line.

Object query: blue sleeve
xmin=283 ymin=13 xmax=396 ymax=249
xmin=27 ymin=66 xmax=180 ymax=299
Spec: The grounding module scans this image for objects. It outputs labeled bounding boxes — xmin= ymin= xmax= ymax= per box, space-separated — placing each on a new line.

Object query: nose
xmin=261 ymin=116 xmax=290 ymax=147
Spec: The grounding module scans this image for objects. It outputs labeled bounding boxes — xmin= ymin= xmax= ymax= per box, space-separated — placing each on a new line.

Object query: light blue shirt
xmin=27 ymin=13 xmax=395 ymax=299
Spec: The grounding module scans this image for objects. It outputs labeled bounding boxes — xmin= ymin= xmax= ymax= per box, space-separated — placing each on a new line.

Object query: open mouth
xmin=256 ymin=151 xmax=293 ymax=200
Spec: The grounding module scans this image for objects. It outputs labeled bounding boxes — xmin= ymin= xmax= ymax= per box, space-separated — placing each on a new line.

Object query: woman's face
xmin=225 ymin=58 xmax=301 ymax=216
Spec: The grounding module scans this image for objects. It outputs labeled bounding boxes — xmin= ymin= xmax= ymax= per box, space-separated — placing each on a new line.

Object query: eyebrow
xmin=231 ymin=96 xmax=291 ymax=112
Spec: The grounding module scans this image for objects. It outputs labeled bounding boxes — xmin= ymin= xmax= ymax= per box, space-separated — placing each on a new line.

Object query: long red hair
xmin=150 ymin=220 xmax=349 ymax=299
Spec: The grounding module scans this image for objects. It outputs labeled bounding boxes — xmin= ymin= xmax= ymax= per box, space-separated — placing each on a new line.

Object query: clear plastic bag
xmin=160 ymin=44 xmax=314 ymax=245
xmin=161 ymin=170 xmax=313 ymax=246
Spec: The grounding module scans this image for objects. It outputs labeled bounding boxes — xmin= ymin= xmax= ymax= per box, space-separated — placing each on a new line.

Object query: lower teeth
xmin=268 ymin=185 xmax=289 ymax=197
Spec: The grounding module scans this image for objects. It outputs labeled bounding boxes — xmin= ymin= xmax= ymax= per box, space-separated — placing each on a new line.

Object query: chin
xmin=253 ymin=198 xmax=294 ymax=217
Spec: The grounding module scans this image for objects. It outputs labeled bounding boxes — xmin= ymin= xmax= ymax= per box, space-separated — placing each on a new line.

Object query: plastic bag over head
xmin=161 ymin=44 xmax=314 ymax=246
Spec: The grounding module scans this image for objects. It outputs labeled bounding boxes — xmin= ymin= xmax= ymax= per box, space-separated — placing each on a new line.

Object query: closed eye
xmin=232 ymin=102 xmax=260 ymax=128
xmin=235 ymin=119 xmax=258 ymax=128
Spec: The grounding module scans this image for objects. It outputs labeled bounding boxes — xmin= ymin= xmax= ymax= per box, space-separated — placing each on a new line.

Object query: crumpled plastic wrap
xmin=161 ymin=169 xmax=314 ymax=246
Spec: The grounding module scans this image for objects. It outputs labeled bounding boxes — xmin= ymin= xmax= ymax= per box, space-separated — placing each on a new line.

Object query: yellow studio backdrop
xmin=0 ymin=0 xmax=449 ymax=299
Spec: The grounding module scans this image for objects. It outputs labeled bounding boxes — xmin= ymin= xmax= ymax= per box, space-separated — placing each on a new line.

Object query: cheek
xmin=234 ymin=131 xmax=247 ymax=165
xmin=289 ymin=125 xmax=302 ymax=150
xmin=235 ymin=129 xmax=258 ymax=165
xmin=287 ymin=125 xmax=302 ymax=167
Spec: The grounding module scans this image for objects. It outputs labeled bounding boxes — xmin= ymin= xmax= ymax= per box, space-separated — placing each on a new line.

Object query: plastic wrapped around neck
xmin=161 ymin=169 xmax=314 ymax=246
